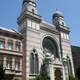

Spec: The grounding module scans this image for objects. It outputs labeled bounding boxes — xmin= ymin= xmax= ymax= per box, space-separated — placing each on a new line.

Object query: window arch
xmin=30 ymin=49 xmax=39 ymax=74
xmin=42 ymin=37 xmax=59 ymax=58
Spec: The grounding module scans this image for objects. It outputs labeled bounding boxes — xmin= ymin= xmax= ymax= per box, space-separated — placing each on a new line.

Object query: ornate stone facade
xmin=17 ymin=0 xmax=75 ymax=80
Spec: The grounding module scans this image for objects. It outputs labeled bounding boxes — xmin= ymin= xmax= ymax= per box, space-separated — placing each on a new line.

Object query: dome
xmin=53 ymin=10 xmax=64 ymax=19
xmin=23 ymin=0 xmax=36 ymax=5
xmin=23 ymin=0 xmax=36 ymax=3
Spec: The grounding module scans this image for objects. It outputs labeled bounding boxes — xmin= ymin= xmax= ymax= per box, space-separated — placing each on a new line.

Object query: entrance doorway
xmin=55 ymin=68 xmax=63 ymax=80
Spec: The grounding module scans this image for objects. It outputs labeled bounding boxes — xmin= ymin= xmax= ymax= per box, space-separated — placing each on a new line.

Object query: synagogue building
xmin=0 ymin=0 xmax=78 ymax=80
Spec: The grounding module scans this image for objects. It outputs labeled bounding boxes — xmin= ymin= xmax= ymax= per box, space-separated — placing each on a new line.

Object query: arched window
xmin=30 ymin=53 xmax=34 ymax=74
xmin=30 ymin=49 xmax=39 ymax=74
xmin=42 ymin=37 xmax=59 ymax=58
xmin=35 ymin=54 xmax=39 ymax=74
xmin=67 ymin=56 xmax=72 ymax=75
xmin=69 ymin=60 xmax=72 ymax=74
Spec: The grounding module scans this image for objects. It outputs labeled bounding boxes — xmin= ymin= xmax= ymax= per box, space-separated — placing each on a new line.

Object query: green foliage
xmin=34 ymin=74 xmax=50 ymax=80
xmin=29 ymin=79 xmax=34 ymax=80
xmin=0 ymin=65 xmax=5 ymax=80
xmin=40 ymin=62 xmax=48 ymax=76
xmin=5 ymin=74 xmax=15 ymax=80
xmin=0 ymin=64 xmax=15 ymax=80
xmin=34 ymin=62 xmax=50 ymax=80
xmin=69 ymin=75 xmax=75 ymax=80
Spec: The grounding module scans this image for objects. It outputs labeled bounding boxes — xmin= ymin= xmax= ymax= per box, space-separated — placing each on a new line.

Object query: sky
xmin=0 ymin=0 xmax=80 ymax=46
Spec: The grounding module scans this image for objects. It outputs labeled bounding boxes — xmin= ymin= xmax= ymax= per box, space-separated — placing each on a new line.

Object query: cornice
xmin=17 ymin=10 xmax=42 ymax=24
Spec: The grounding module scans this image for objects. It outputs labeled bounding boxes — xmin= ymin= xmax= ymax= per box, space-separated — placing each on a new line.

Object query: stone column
xmin=64 ymin=63 xmax=69 ymax=80
xmin=3 ymin=56 xmax=7 ymax=69
xmin=45 ymin=56 xmax=54 ymax=80
xmin=13 ymin=40 xmax=15 ymax=51
xmin=49 ymin=63 xmax=54 ymax=80
xmin=12 ymin=57 xmax=15 ymax=70
xmin=63 ymin=66 xmax=66 ymax=80
xmin=5 ymin=38 xmax=8 ymax=49
xmin=20 ymin=58 xmax=22 ymax=71
xmin=20 ymin=42 xmax=23 ymax=52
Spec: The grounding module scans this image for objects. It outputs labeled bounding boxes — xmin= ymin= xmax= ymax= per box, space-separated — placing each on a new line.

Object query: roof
xmin=53 ymin=10 xmax=64 ymax=18
xmin=54 ymin=10 xmax=63 ymax=16
xmin=42 ymin=20 xmax=55 ymax=28
xmin=0 ymin=26 xmax=22 ymax=35
xmin=0 ymin=27 xmax=23 ymax=39
xmin=0 ymin=27 xmax=16 ymax=33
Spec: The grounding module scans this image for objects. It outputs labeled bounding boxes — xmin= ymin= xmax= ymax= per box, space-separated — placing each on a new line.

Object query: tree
xmin=0 ymin=64 xmax=15 ymax=80
xmin=76 ymin=67 xmax=80 ymax=80
xmin=5 ymin=74 xmax=15 ymax=80
xmin=0 ymin=65 xmax=5 ymax=80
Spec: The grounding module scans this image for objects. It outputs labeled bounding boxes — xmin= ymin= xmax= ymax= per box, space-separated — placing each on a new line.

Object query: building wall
xmin=26 ymin=29 xmax=41 ymax=80
xmin=71 ymin=46 xmax=80 ymax=79
xmin=17 ymin=1 xmax=75 ymax=80
xmin=61 ymin=38 xmax=75 ymax=79
xmin=0 ymin=34 xmax=23 ymax=80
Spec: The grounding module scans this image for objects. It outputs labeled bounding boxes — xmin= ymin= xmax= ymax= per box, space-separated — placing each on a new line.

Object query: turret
xmin=22 ymin=0 xmax=38 ymax=14
xmin=17 ymin=0 xmax=41 ymax=33
xmin=52 ymin=10 xmax=70 ymax=34
xmin=52 ymin=10 xmax=75 ymax=78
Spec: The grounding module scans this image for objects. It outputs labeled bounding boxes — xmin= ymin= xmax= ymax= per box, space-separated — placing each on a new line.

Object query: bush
xmin=34 ymin=74 xmax=50 ymax=80
xmin=69 ymin=75 xmax=75 ymax=80
xmin=34 ymin=63 xmax=50 ymax=80
xmin=0 ymin=65 xmax=5 ymax=80
xmin=0 ymin=65 xmax=15 ymax=80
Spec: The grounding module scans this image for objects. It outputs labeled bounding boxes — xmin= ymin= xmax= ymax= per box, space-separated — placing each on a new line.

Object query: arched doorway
xmin=55 ymin=68 xmax=62 ymax=80
xmin=42 ymin=37 xmax=61 ymax=80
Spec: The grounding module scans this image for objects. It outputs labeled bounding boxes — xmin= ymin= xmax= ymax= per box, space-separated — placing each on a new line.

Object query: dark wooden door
xmin=55 ymin=68 xmax=63 ymax=80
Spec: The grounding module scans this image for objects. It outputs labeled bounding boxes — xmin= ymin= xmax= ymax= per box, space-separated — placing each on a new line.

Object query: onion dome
xmin=23 ymin=0 xmax=36 ymax=4
xmin=53 ymin=10 xmax=64 ymax=19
